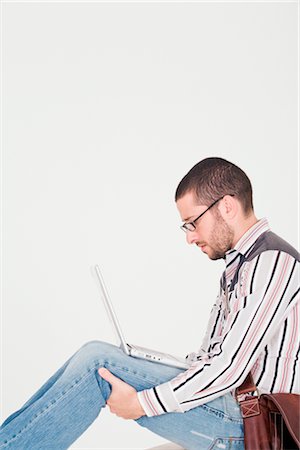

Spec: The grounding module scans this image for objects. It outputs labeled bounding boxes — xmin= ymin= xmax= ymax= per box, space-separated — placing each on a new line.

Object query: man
xmin=1 ymin=158 xmax=299 ymax=449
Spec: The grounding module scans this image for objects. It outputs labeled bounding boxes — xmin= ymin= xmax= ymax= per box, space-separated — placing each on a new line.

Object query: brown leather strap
xmin=239 ymin=397 xmax=261 ymax=418
xmin=236 ymin=372 xmax=257 ymax=398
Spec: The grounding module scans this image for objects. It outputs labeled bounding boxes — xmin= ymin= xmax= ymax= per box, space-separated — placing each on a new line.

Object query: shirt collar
xmin=225 ymin=218 xmax=270 ymax=267
xmin=225 ymin=218 xmax=270 ymax=273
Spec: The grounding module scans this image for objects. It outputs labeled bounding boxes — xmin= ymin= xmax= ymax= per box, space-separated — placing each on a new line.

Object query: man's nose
xmin=186 ymin=230 xmax=199 ymax=245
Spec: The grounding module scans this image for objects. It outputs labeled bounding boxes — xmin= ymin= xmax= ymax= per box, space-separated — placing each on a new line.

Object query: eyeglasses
xmin=180 ymin=196 xmax=226 ymax=233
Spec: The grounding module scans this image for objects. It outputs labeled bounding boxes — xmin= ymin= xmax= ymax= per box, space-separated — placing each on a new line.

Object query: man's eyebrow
xmin=182 ymin=215 xmax=193 ymax=222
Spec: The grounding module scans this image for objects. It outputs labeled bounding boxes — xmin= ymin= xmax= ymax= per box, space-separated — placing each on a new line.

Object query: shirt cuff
xmin=137 ymin=381 xmax=184 ymax=417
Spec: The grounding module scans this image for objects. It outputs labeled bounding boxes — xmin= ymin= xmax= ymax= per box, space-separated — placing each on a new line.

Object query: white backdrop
xmin=1 ymin=2 xmax=298 ymax=449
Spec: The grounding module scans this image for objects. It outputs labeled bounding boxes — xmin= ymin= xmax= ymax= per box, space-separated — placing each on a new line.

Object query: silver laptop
xmin=93 ymin=265 xmax=190 ymax=370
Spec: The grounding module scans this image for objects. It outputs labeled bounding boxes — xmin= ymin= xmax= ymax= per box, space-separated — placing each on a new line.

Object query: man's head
xmin=175 ymin=157 xmax=257 ymax=260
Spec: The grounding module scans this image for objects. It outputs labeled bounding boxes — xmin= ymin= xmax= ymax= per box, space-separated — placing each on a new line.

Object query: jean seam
xmin=104 ymin=360 xmax=162 ymax=385
xmin=200 ymin=404 xmax=243 ymax=424
xmin=0 ymin=363 xmax=100 ymax=448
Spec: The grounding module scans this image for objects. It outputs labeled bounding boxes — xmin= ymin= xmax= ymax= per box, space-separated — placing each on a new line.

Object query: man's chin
xmin=206 ymin=248 xmax=225 ymax=260
xmin=209 ymin=254 xmax=224 ymax=261
xmin=198 ymin=244 xmax=225 ymax=260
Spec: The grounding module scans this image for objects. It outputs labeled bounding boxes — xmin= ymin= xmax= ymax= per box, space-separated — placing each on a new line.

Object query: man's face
xmin=176 ymin=191 xmax=234 ymax=260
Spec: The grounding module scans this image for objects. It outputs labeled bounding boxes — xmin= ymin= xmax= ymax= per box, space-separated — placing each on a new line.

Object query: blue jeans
xmin=0 ymin=341 xmax=244 ymax=449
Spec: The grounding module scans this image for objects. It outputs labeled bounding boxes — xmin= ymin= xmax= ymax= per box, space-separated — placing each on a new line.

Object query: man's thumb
xmin=98 ymin=368 xmax=119 ymax=385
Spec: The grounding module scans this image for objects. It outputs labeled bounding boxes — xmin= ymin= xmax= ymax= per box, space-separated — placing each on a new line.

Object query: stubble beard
xmin=207 ymin=213 xmax=234 ymax=260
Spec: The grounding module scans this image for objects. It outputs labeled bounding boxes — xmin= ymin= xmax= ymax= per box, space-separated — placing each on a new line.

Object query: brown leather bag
xmin=236 ymin=373 xmax=300 ymax=449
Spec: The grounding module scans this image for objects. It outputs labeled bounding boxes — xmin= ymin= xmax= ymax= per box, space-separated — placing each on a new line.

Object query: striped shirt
xmin=137 ymin=218 xmax=300 ymax=417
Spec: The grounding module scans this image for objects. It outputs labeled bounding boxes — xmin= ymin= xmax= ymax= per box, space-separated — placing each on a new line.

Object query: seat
xmin=148 ymin=443 xmax=185 ymax=449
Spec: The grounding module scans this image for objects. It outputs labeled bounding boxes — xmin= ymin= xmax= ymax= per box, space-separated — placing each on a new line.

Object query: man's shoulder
xmin=246 ymin=231 xmax=300 ymax=263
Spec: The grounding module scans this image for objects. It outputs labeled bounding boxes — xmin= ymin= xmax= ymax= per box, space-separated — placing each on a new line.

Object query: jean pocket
xmin=209 ymin=437 xmax=244 ymax=450
xmin=222 ymin=394 xmax=243 ymax=423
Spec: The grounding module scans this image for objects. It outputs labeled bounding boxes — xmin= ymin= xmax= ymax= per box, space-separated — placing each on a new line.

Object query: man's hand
xmin=98 ymin=368 xmax=146 ymax=420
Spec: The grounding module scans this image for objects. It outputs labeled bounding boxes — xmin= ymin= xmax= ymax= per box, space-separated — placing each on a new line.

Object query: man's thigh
xmin=136 ymin=396 xmax=244 ymax=450
xmin=97 ymin=342 xmax=244 ymax=450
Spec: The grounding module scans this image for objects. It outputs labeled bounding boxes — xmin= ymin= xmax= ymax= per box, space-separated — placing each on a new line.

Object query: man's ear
xmin=220 ymin=195 xmax=238 ymax=219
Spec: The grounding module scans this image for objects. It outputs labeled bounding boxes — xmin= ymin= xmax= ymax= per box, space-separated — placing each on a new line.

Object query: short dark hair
xmin=175 ymin=157 xmax=253 ymax=215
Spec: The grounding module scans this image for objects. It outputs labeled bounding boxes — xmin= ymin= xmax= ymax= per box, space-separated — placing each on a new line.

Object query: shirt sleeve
xmin=137 ymin=251 xmax=299 ymax=416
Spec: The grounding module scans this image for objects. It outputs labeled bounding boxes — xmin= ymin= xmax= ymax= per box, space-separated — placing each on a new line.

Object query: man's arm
xmin=138 ymin=251 xmax=299 ymax=417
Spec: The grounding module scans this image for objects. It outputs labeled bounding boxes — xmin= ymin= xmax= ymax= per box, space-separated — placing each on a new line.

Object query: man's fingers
xmin=98 ymin=368 xmax=122 ymax=386
xmin=106 ymin=401 xmax=118 ymax=416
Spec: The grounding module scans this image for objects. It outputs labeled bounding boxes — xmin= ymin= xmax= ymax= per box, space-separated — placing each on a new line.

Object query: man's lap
xmin=87 ymin=341 xmax=244 ymax=450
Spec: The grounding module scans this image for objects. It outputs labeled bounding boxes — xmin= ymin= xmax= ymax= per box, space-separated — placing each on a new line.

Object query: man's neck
xmin=231 ymin=215 xmax=259 ymax=248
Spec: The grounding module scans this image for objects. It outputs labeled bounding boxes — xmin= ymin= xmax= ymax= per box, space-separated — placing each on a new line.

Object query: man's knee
xmin=75 ymin=340 xmax=121 ymax=368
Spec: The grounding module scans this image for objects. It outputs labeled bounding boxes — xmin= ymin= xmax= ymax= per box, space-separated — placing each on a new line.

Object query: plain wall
xmin=1 ymin=2 xmax=298 ymax=449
